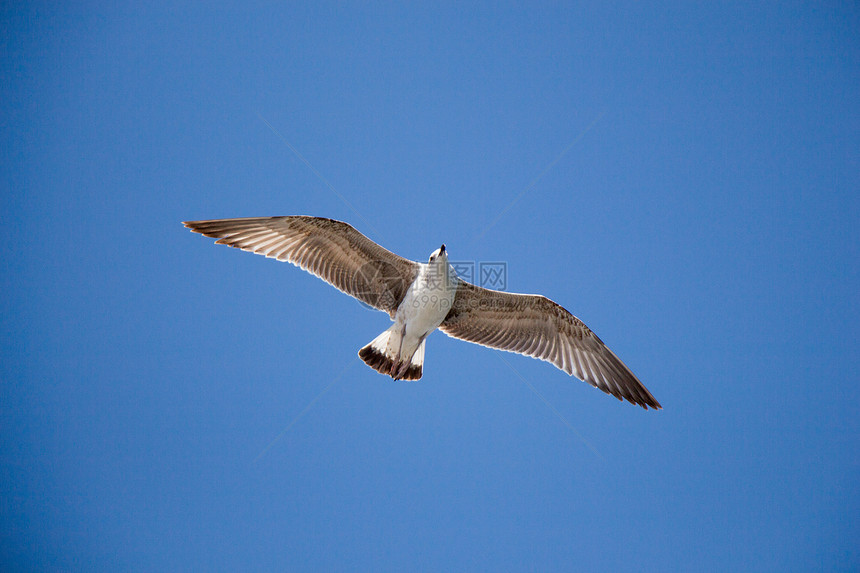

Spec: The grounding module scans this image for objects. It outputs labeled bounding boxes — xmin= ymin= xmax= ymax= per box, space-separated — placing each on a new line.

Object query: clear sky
xmin=2 ymin=2 xmax=858 ymax=571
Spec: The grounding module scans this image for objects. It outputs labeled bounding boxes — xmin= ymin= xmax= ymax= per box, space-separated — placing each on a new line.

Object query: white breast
xmin=396 ymin=262 xmax=457 ymax=338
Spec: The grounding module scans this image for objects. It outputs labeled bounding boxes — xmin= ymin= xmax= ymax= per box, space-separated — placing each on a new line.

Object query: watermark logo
xmin=450 ymin=261 xmax=475 ymax=284
xmin=352 ymin=260 xmax=412 ymax=311
xmin=450 ymin=261 xmax=508 ymax=290
xmin=479 ymin=262 xmax=507 ymax=291
xmin=353 ymin=259 xmax=509 ymax=311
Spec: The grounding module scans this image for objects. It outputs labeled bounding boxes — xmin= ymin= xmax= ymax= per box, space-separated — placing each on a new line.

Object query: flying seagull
xmin=183 ymin=216 xmax=661 ymax=410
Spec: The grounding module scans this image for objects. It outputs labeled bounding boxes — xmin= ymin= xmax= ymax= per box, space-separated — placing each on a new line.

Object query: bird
xmin=183 ymin=216 xmax=661 ymax=410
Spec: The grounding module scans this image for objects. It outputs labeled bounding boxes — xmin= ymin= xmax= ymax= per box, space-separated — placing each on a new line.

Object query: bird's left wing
xmin=183 ymin=216 xmax=419 ymax=316
xmin=440 ymin=279 xmax=661 ymax=409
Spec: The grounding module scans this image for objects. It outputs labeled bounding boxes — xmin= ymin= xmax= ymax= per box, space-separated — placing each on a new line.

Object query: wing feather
xmin=440 ymin=279 xmax=661 ymax=409
xmin=183 ymin=216 xmax=419 ymax=316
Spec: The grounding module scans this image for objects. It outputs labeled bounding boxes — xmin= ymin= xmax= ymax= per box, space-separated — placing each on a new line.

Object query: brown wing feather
xmin=183 ymin=216 xmax=418 ymax=316
xmin=440 ymin=279 xmax=661 ymax=409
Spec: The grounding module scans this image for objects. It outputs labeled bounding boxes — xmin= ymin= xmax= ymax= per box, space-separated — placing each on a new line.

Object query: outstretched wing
xmin=440 ymin=279 xmax=660 ymax=409
xmin=183 ymin=216 xmax=419 ymax=316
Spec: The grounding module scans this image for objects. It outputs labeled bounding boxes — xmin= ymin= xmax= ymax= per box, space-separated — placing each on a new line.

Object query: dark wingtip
xmin=636 ymin=395 xmax=662 ymax=411
xmin=182 ymin=220 xmax=204 ymax=233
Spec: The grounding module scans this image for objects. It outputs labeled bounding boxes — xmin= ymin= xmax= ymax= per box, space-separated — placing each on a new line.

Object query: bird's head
xmin=428 ymin=244 xmax=447 ymax=264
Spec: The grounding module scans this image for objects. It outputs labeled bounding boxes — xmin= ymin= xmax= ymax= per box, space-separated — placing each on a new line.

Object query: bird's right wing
xmin=183 ymin=216 xmax=419 ymax=316
xmin=440 ymin=279 xmax=660 ymax=409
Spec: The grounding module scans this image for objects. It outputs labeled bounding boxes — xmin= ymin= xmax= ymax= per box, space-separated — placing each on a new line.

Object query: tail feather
xmin=358 ymin=328 xmax=425 ymax=381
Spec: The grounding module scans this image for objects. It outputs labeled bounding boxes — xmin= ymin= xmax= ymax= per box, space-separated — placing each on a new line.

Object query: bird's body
xmin=183 ymin=216 xmax=661 ymax=409
xmin=360 ymin=248 xmax=457 ymax=380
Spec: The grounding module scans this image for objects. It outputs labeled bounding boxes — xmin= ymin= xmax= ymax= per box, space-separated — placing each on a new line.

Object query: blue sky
xmin=2 ymin=2 xmax=858 ymax=571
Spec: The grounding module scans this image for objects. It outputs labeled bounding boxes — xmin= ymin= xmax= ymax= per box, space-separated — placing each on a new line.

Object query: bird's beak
xmin=440 ymin=244 xmax=446 ymax=254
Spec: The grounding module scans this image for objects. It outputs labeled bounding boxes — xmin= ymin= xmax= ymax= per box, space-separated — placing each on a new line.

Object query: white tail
xmin=358 ymin=326 xmax=425 ymax=381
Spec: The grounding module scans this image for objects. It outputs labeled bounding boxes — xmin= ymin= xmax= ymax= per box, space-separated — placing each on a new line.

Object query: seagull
xmin=183 ymin=216 xmax=661 ymax=409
